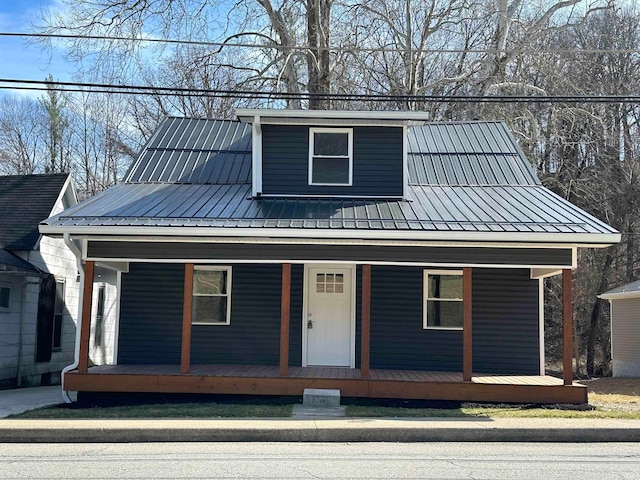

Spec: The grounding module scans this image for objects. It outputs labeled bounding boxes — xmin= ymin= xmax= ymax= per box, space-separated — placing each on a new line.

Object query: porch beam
xmin=279 ymin=263 xmax=291 ymax=376
xmin=181 ymin=263 xmax=194 ymax=374
xmin=78 ymin=260 xmax=95 ymax=374
xmin=562 ymin=268 xmax=573 ymax=385
xmin=361 ymin=264 xmax=371 ymax=378
xmin=463 ymin=267 xmax=473 ymax=382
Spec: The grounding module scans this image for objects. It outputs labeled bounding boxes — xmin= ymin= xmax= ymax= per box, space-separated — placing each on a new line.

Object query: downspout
xmin=17 ymin=278 xmax=41 ymax=387
xmin=61 ymin=233 xmax=84 ymax=403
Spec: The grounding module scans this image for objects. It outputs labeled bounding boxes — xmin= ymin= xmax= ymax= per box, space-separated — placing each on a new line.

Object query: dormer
xmin=235 ymin=109 xmax=428 ymax=199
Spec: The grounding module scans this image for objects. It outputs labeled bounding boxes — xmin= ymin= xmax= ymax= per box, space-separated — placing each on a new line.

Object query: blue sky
xmin=0 ymin=0 xmax=72 ymax=97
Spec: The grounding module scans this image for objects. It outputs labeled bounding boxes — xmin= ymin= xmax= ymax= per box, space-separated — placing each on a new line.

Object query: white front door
xmin=305 ymin=266 xmax=354 ymax=367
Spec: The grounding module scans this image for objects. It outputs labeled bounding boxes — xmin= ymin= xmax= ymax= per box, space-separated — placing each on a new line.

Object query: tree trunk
xmin=586 ymin=252 xmax=613 ymax=376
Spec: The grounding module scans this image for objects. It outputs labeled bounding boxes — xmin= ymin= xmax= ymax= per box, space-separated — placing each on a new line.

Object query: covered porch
xmin=65 ymin=363 xmax=586 ymax=404
xmin=68 ymin=258 xmax=584 ymax=404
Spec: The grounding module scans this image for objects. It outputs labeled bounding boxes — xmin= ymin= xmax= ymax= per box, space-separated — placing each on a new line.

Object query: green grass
xmin=8 ymin=402 xmax=293 ymax=419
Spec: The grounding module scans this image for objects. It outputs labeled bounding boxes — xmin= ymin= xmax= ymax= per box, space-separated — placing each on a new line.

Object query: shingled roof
xmin=0 ymin=173 xmax=69 ymax=251
xmin=40 ymin=117 xmax=618 ymax=245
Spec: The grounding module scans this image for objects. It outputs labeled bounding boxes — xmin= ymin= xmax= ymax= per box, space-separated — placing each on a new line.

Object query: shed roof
xmin=0 ymin=173 xmax=69 ymax=251
xmin=0 ymin=249 xmax=41 ymax=274
xmin=599 ymin=279 xmax=640 ymax=300
xmin=41 ymin=117 xmax=618 ymax=245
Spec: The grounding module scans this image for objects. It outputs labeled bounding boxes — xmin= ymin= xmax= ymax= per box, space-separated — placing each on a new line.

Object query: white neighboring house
xmin=599 ymin=280 xmax=640 ymax=378
xmin=0 ymin=174 xmax=118 ymax=388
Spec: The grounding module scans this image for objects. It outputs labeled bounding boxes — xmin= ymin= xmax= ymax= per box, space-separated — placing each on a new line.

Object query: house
xmin=0 ymin=173 xmax=118 ymax=389
xmin=599 ymin=280 xmax=640 ymax=377
xmin=40 ymin=110 xmax=620 ymax=404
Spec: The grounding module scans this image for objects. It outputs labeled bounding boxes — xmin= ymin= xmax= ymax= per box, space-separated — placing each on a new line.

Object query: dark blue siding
xmin=118 ymin=263 xmax=539 ymax=374
xmin=369 ymin=266 xmax=540 ymax=374
xmin=472 ymin=269 xmax=540 ymax=374
xmin=118 ymin=263 xmax=184 ymax=365
xmin=191 ymin=264 xmax=281 ymax=365
xmin=261 ymin=125 xmax=403 ymax=196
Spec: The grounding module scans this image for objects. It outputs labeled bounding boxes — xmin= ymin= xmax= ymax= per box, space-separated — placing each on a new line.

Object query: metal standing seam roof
xmin=41 ymin=116 xmax=619 ymax=241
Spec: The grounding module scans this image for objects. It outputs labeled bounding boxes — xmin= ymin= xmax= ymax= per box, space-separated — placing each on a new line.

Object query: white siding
xmin=611 ymin=297 xmax=640 ymax=378
xmin=89 ymin=268 xmax=119 ymax=365
xmin=0 ymin=182 xmax=81 ymax=386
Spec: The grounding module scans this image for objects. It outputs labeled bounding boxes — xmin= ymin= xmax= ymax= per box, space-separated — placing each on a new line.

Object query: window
xmin=0 ymin=284 xmax=11 ymax=311
xmin=94 ymin=285 xmax=106 ymax=347
xmin=316 ymin=273 xmax=344 ymax=293
xmin=309 ymin=128 xmax=353 ymax=186
xmin=192 ymin=266 xmax=232 ymax=325
xmin=423 ymin=270 xmax=463 ymax=330
xmin=36 ymin=277 xmax=65 ymax=361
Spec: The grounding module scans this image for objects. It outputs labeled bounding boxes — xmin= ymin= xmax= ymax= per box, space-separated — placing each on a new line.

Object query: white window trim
xmin=0 ymin=283 xmax=11 ymax=312
xmin=423 ymin=269 xmax=463 ymax=330
xmin=308 ymin=127 xmax=353 ymax=186
xmin=192 ymin=265 xmax=232 ymax=326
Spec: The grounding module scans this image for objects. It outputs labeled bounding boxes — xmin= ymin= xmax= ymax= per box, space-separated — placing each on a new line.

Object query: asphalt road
xmin=0 ymin=442 xmax=638 ymax=479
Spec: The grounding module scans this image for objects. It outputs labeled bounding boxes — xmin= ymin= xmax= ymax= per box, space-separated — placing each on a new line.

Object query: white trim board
xmin=40 ymin=224 xmax=621 ymax=246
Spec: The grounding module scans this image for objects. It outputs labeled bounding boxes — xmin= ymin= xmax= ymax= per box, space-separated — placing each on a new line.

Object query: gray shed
xmin=599 ymin=280 xmax=640 ymax=377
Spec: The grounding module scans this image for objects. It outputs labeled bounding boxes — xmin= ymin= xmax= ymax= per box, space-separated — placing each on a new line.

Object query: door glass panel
xmin=326 ymin=283 xmax=334 ymax=293
xmin=316 ymin=283 xmax=325 ymax=293
xmin=335 ymin=283 xmax=344 ymax=293
xmin=317 ymin=274 xmax=325 ymax=283
xmin=335 ymin=274 xmax=343 ymax=283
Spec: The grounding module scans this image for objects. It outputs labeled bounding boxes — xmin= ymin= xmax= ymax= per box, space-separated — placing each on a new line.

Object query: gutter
xmin=61 ymin=233 xmax=84 ymax=404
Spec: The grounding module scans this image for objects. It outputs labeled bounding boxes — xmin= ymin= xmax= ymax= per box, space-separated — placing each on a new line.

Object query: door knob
xmin=307 ymin=320 xmax=313 ymax=329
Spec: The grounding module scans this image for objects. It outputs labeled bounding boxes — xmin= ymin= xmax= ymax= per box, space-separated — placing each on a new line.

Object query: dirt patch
xmin=580 ymin=377 xmax=640 ymax=396
xmin=579 ymin=378 xmax=640 ymax=413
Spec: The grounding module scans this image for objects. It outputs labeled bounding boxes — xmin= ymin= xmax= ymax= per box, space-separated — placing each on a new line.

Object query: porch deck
xmin=65 ymin=364 xmax=587 ymax=404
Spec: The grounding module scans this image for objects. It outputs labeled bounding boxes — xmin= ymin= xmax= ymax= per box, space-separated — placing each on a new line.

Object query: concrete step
xmin=303 ymin=388 xmax=341 ymax=408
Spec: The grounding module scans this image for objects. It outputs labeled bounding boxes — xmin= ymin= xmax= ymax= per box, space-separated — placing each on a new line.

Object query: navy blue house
xmin=41 ymin=110 xmax=619 ymax=404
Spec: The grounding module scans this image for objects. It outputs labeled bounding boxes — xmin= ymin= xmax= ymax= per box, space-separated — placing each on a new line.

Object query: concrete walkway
xmin=0 ymin=386 xmax=68 ymax=418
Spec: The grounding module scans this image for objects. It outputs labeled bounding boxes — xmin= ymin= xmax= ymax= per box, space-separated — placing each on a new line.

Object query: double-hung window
xmin=423 ymin=270 xmax=463 ymax=330
xmin=309 ymin=128 xmax=353 ymax=186
xmin=192 ymin=266 xmax=232 ymax=325
xmin=0 ymin=284 xmax=11 ymax=311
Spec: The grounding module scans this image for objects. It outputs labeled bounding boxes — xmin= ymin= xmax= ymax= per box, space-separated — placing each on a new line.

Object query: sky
xmin=0 ymin=0 xmax=73 ymax=97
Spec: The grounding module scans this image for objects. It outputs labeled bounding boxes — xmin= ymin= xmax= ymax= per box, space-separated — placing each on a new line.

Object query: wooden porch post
xmin=361 ymin=264 xmax=371 ymax=379
xmin=181 ymin=263 xmax=194 ymax=374
xmin=563 ymin=268 xmax=573 ymax=385
xmin=463 ymin=267 xmax=473 ymax=382
xmin=279 ymin=263 xmax=291 ymax=376
xmin=78 ymin=260 xmax=95 ymax=374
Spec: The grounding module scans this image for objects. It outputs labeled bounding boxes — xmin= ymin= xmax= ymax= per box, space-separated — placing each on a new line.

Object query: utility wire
xmin=3 ymin=31 xmax=640 ymax=54
xmin=1 ymin=78 xmax=639 ymax=103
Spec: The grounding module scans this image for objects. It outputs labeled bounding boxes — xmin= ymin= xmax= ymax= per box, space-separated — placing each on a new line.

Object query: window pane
xmin=52 ymin=314 xmax=63 ymax=349
xmin=427 ymin=300 xmax=463 ymax=328
xmin=0 ymin=287 xmax=9 ymax=309
xmin=194 ymin=270 xmax=227 ymax=295
xmin=54 ymin=282 xmax=65 ymax=315
xmin=316 ymin=283 xmax=325 ymax=293
xmin=312 ymin=157 xmax=350 ymax=184
xmin=317 ymin=274 xmax=325 ymax=283
xmin=428 ymin=274 xmax=462 ymax=299
xmin=326 ymin=283 xmax=334 ymax=293
xmin=314 ymin=132 xmax=348 ymax=156
xmin=335 ymin=274 xmax=344 ymax=283
xmin=193 ymin=296 xmax=228 ymax=324
xmin=335 ymin=283 xmax=344 ymax=293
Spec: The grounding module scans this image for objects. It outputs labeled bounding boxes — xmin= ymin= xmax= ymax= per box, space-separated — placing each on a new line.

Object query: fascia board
xmin=38 ymin=224 xmax=621 ymax=246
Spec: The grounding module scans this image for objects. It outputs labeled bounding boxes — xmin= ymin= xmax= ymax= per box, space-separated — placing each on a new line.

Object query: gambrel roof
xmin=40 ymin=116 xmax=618 ymax=245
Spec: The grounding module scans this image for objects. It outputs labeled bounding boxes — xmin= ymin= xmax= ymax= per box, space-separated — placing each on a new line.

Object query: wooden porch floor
xmin=65 ymin=364 xmax=585 ymax=404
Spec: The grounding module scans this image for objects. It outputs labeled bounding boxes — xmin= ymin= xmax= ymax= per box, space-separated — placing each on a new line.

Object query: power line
xmin=3 ymin=31 xmax=640 ymax=54
xmin=1 ymin=78 xmax=639 ymax=103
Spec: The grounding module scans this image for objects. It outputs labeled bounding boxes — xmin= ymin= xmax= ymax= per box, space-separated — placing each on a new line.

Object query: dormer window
xmin=308 ymin=128 xmax=353 ymax=186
